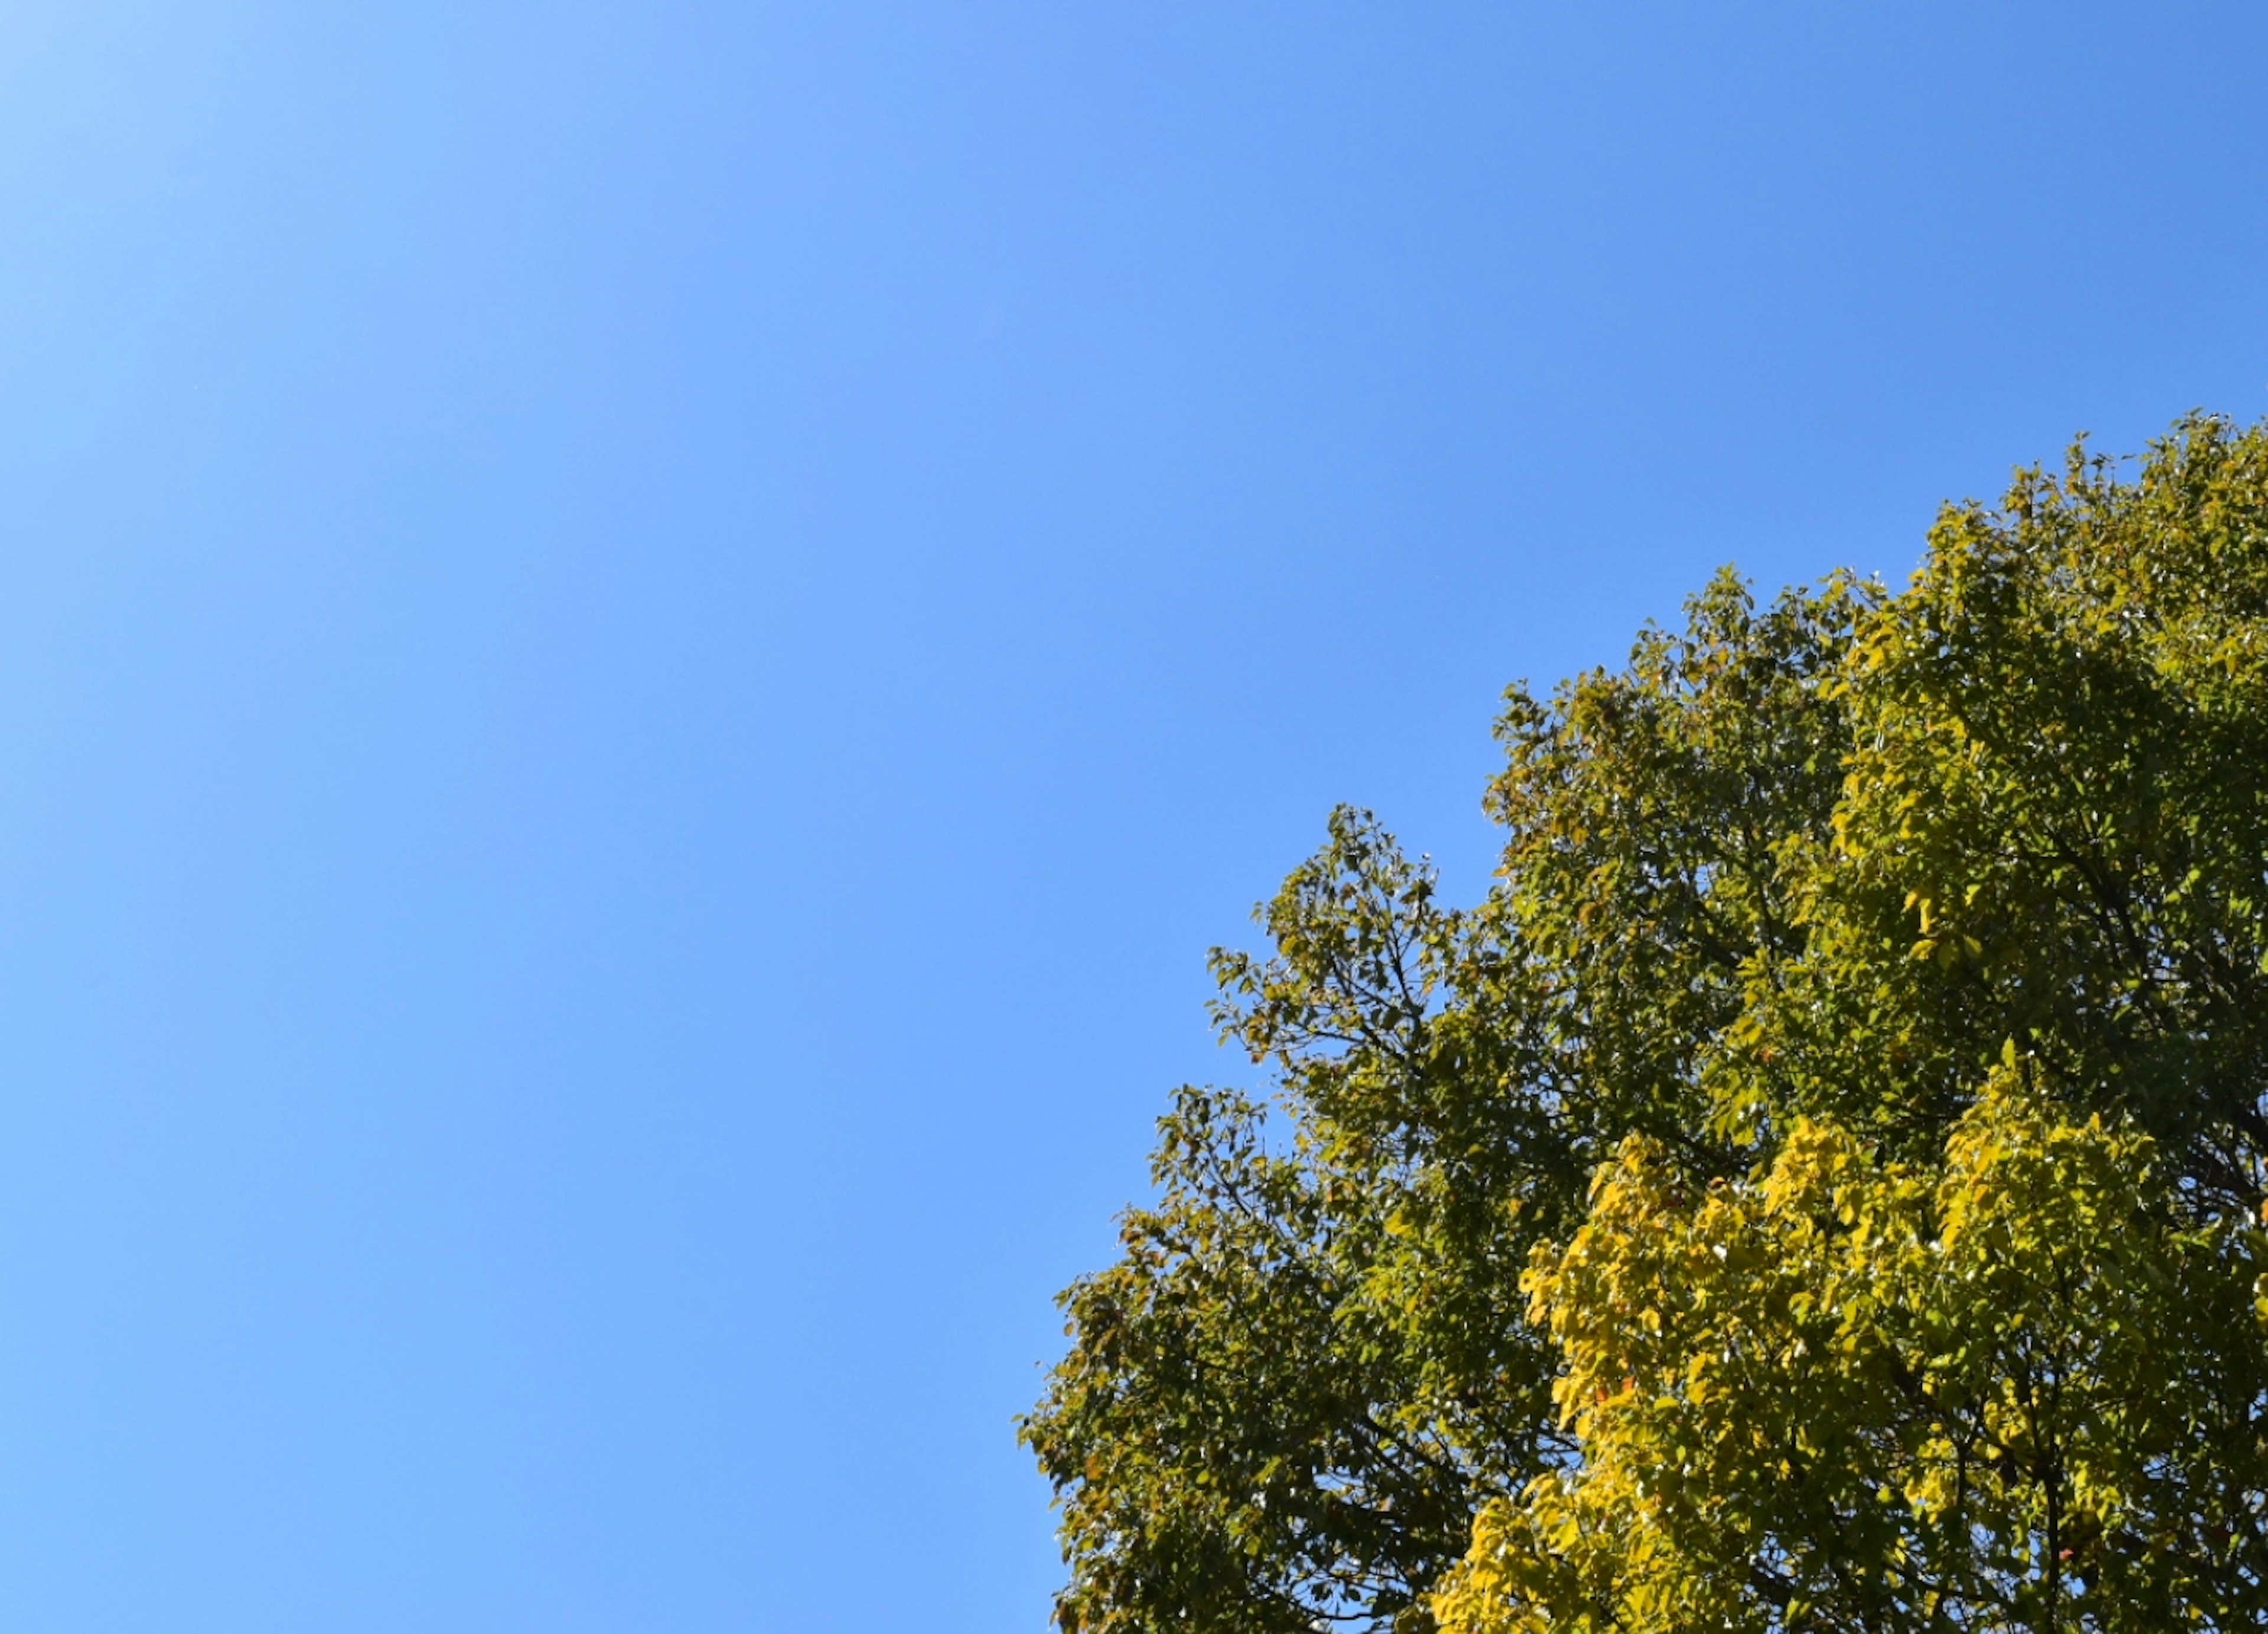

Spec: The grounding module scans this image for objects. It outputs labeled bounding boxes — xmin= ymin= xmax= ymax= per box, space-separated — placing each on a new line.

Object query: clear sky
xmin=0 ymin=4 xmax=2261 ymax=1629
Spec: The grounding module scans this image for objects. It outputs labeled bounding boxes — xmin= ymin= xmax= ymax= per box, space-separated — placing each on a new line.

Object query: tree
xmin=1022 ymin=413 xmax=2268 ymax=1632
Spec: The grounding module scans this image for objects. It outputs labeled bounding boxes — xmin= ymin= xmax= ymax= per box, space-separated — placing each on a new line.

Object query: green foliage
xmin=1023 ymin=414 xmax=2268 ymax=1632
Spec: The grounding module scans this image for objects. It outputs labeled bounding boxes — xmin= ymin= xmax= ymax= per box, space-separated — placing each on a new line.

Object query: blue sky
xmin=0 ymin=4 xmax=2261 ymax=1628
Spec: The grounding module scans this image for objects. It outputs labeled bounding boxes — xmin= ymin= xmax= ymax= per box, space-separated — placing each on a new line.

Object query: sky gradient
xmin=0 ymin=5 xmax=2263 ymax=1629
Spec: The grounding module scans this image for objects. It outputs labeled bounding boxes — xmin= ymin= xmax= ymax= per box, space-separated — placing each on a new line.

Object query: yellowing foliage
xmin=1436 ymin=1083 xmax=2268 ymax=1632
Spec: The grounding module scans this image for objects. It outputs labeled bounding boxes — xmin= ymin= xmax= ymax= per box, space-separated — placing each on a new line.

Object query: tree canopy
xmin=1022 ymin=413 xmax=2268 ymax=1633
